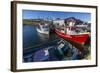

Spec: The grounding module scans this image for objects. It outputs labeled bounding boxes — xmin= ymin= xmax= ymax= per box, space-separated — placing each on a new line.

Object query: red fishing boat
xmin=55 ymin=27 xmax=89 ymax=45
xmin=54 ymin=17 xmax=90 ymax=45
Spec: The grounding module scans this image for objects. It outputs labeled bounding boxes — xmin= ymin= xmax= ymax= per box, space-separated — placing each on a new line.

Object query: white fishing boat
xmin=36 ymin=23 xmax=50 ymax=34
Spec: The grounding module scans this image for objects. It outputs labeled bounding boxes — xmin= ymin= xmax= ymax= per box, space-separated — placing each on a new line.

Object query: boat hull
xmin=36 ymin=28 xmax=49 ymax=34
xmin=55 ymin=29 xmax=89 ymax=45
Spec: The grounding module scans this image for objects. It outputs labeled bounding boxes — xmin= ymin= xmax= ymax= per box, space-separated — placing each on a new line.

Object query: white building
xmin=53 ymin=18 xmax=78 ymax=35
xmin=53 ymin=19 xmax=65 ymax=26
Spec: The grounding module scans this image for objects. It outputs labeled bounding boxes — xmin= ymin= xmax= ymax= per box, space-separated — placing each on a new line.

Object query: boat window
xmin=57 ymin=23 xmax=59 ymax=26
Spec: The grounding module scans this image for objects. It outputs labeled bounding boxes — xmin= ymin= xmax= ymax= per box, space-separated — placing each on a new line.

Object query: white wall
xmin=0 ymin=0 xmax=99 ymax=73
xmin=53 ymin=20 xmax=65 ymax=26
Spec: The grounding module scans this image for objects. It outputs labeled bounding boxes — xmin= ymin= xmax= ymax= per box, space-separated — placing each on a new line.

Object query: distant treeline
xmin=23 ymin=19 xmax=41 ymax=25
xmin=23 ymin=19 xmax=52 ymax=25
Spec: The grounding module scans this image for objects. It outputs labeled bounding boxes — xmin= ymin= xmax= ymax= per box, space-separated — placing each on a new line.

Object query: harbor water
xmin=23 ymin=24 xmax=59 ymax=50
xmin=23 ymin=24 xmax=89 ymax=62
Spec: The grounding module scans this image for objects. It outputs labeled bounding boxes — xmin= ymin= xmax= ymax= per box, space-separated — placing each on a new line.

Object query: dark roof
xmin=65 ymin=17 xmax=83 ymax=24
